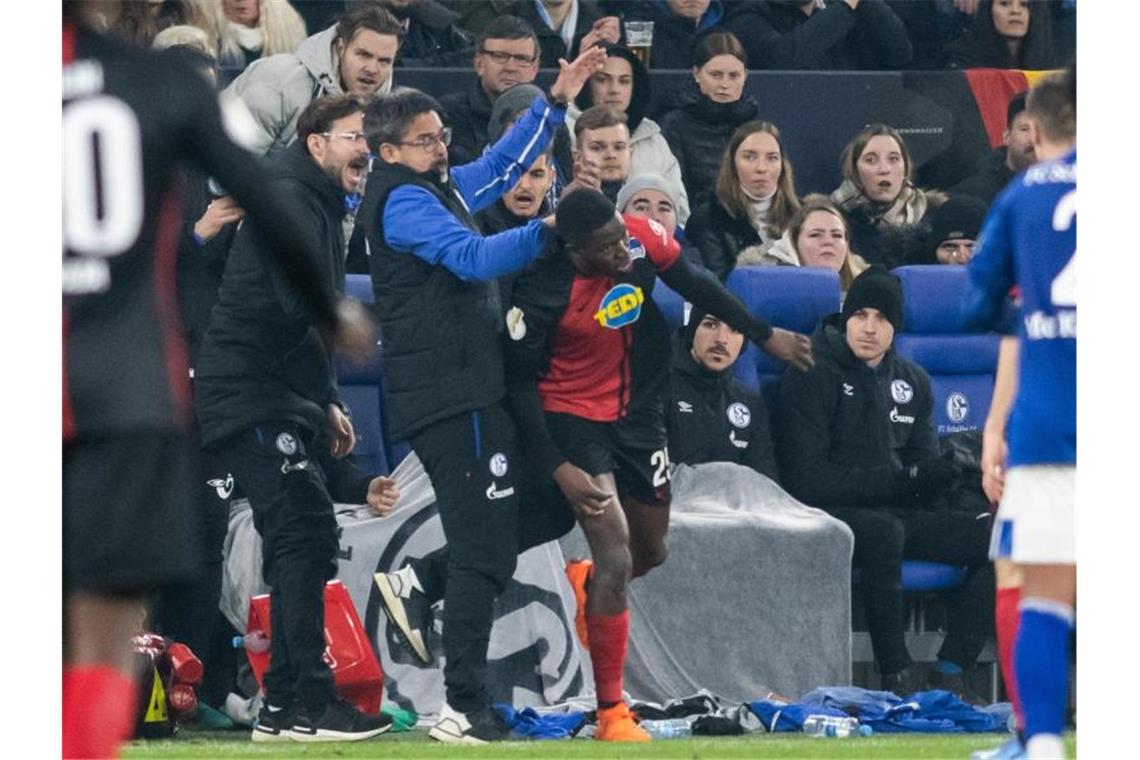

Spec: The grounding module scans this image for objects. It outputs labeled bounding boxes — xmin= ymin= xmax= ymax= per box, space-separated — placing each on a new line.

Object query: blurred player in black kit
xmin=62 ymin=3 xmax=373 ymax=756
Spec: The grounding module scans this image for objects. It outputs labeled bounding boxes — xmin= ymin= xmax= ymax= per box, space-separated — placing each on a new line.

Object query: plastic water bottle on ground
xmin=802 ymin=715 xmax=872 ymax=737
xmin=641 ymin=718 xmax=693 ymax=739
xmin=232 ymin=631 xmax=270 ymax=653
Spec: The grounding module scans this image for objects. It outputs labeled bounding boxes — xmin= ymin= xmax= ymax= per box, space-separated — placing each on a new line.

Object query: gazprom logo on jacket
xmin=594 ymin=283 xmax=645 ymax=329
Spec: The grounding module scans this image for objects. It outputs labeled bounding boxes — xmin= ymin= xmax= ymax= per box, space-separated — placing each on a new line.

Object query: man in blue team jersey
xmin=963 ymin=69 xmax=1076 ymax=760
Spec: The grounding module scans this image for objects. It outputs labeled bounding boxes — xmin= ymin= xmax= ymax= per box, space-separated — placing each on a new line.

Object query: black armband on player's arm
xmin=505 ymin=381 xmax=566 ymax=478
xmin=658 ymin=255 xmax=773 ymax=344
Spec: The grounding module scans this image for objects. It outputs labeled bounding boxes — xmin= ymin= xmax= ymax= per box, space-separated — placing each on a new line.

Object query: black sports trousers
xmin=828 ymin=506 xmax=996 ymax=676
xmin=408 ymin=403 xmax=533 ymax=714
xmin=210 ymin=422 xmax=338 ymax=713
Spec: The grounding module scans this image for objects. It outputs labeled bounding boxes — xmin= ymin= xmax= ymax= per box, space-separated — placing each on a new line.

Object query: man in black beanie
xmin=926 ymin=195 xmax=988 ymax=266
xmin=776 ymin=267 xmax=995 ymax=702
xmin=667 ymin=309 xmax=778 ymax=480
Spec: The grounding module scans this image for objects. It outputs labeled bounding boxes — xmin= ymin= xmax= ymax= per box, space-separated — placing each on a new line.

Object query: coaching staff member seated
xmin=776 ymin=267 xmax=994 ymax=703
xmin=668 ymin=309 xmax=778 ymax=480
xmin=194 ymin=95 xmax=390 ymax=743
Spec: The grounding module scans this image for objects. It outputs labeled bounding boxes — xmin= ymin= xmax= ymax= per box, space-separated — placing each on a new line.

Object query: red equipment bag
xmin=245 ymin=580 xmax=384 ymax=715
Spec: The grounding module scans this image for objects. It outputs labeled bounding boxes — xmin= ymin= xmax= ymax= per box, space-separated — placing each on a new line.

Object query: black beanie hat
xmin=683 ymin=308 xmax=749 ymax=356
xmin=556 ymin=188 xmax=616 ymax=243
xmin=842 ymin=266 xmax=904 ymax=332
xmin=930 ymin=195 xmax=988 ymax=247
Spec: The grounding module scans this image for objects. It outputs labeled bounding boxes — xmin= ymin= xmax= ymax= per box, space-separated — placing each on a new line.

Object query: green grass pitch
xmin=122 ymin=728 xmax=1076 ymax=758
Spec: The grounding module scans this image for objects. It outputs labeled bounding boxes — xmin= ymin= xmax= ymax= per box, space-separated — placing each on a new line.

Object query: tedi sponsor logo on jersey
xmin=889 ymin=406 xmax=915 ymax=424
xmin=594 ymin=283 xmax=645 ymax=329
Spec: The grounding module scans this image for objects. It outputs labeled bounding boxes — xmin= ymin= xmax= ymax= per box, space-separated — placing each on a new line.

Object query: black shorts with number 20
xmin=543 ymin=412 xmax=671 ymax=506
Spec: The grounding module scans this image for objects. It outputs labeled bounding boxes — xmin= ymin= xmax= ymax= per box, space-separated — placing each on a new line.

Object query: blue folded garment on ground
xmin=748 ymin=686 xmax=1010 ymax=734
xmin=492 ymin=704 xmax=586 ymax=740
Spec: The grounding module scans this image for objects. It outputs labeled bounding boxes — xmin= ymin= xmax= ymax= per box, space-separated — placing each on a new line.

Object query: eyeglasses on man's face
xmin=478 ymin=48 xmax=538 ymax=66
xmin=396 ymin=127 xmax=453 ymax=153
xmin=321 ymin=131 xmax=367 ymax=143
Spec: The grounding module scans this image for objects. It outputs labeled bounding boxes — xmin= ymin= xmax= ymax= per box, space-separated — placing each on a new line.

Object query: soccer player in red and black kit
xmin=505 ymin=188 xmax=813 ymax=740
xmin=62 ymin=4 xmax=372 ymax=756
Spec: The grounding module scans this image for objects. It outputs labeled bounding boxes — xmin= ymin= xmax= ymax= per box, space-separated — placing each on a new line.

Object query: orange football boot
xmin=595 ymin=702 xmax=650 ymax=742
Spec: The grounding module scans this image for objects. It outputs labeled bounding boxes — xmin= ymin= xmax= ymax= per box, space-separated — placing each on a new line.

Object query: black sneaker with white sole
xmin=290 ymin=699 xmax=393 ymax=743
xmin=251 ymin=703 xmax=296 ymax=743
xmin=428 ymin=702 xmax=514 ymax=744
xmin=375 ymin=565 xmax=434 ymax=665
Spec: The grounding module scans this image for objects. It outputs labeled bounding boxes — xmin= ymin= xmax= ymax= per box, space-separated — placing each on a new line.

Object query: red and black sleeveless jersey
xmin=507 ymin=214 xmax=681 ymax=441
xmin=63 ymin=22 xmax=336 ymax=440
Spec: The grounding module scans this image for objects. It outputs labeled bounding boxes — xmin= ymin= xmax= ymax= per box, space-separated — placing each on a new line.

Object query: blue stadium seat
xmin=334 ymin=274 xmax=413 ymax=474
xmin=900 ymin=560 xmax=969 ymax=592
xmin=892 ymin=266 xmax=1000 ymax=598
xmin=892 ymin=266 xmax=1000 ymax=435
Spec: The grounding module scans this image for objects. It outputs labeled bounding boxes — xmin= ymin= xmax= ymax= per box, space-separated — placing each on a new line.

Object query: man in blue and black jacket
xmin=357 ymin=46 xmax=606 ymax=744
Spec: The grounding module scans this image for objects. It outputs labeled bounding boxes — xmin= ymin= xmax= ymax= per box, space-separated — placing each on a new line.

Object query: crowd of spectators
xmin=92 ymin=0 xmax=1074 ymax=719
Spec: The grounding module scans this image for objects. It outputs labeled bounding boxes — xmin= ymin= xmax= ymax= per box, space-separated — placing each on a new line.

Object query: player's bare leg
xmin=576 ymin=472 xmax=631 ymax=616
xmin=63 ymin=592 xmax=149 ymax=759
xmin=622 ymin=495 xmax=669 ymax=579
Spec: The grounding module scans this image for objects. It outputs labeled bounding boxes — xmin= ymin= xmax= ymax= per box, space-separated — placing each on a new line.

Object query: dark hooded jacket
xmin=616 ymin=0 xmax=729 ymax=70
xmin=684 ymin=195 xmax=763 ymax=281
xmin=776 ymin=312 xmax=940 ymax=511
xmin=947 ymin=147 xmax=1016 ymax=208
xmin=476 ymin=193 xmax=553 ymax=308
xmin=660 ymin=84 xmax=760 ymax=213
xmin=729 ymin=0 xmax=912 ymax=70
xmin=516 ymin=0 xmax=616 ymax=68
xmin=392 ymin=0 xmax=473 ymax=67
xmin=574 ymin=43 xmax=651 ymax=136
xmin=441 ymin=80 xmax=574 ymax=187
xmin=667 ymin=325 xmax=778 ymax=480
xmin=941 ymin=0 xmax=1057 ymax=71
xmin=194 ymin=141 xmax=346 ymax=447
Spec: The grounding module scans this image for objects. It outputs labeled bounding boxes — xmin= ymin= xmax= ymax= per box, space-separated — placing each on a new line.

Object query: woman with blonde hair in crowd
xmin=685 ymin=121 xmax=800 ymax=281
xmin=830 ymin=123 xmax=946 ymax=270
xmin=189 ymin=0 xmax=307 ymax=69
xmin=765 ymin=195 xmax=869 ymax=298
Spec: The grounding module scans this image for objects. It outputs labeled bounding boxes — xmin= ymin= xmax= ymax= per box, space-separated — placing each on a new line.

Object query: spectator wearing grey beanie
xmin=617 ymin=173 xmax=709 ymax=273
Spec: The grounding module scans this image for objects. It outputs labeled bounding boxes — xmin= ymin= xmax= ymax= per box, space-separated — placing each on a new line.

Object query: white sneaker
xmin=375 ymin=565 xmax=433 ymax=664
xmin=427 ymin=702 xmax=512 ymax=744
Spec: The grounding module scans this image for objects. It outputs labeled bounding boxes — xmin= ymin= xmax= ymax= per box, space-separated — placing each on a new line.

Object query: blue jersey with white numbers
xmin=963 ymin=149 xmax=1076 ymax=467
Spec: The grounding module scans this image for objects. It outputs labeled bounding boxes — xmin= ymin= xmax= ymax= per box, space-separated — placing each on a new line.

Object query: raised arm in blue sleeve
xmin=383 ymin=184 xmax=550 ymax=282
xmin=962 ymin=189 xmax=1017 ymax=333
xmin=451 ymin=96 xmax=565 ymax=215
